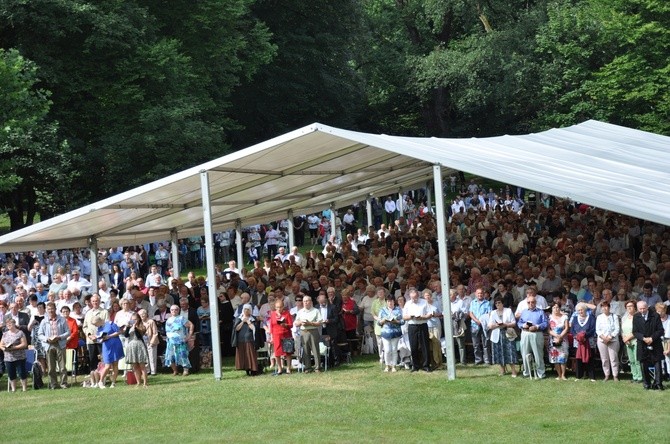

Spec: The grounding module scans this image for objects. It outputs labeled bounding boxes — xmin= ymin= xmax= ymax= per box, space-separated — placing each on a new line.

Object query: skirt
xmin=164 ymin=340 xmax=191 ymax=368
xmin=125 ymin=338 xmax=149 ymax=364
xmin=235 ymin=341 xmax=258 ymax=372
xmin=548 ymin=339 xmax=569 ymax=364
xmin=492 ymin=335 xmax=517 ymax=365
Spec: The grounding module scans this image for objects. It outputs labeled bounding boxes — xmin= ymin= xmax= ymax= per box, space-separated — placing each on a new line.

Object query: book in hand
xmin=96 ymin=332 xmax=108 ymax=342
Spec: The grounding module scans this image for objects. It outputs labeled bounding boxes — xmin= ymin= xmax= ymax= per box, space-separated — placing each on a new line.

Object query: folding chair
xmin=337 ymin=341 xmax=352 ymax=364
xmin=525 ymin=353 xmax=538 ymax=380
xmin=648 ymin=365 xmax=656 ymax=382
xmin=256 ymin=344 xmax=269 ymax=374
xmin=65 ymin=348 xmax=78 ymax=384
xmin=319 ymin=336 xmax=331 ymax=371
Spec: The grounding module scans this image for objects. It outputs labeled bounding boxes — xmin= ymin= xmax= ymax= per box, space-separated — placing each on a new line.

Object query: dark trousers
xmin=576 ymin=357 xmax=595 ymax=380
xmin=6 ymin=359 xmax=27 ymax=380
xmin=267 ymin=245 xmax=278 ymax=260
xmin=641 ymin=359 xmax=663 ymax=388
xmin=408 ymin=323 xmax=430 ymax=370
xmin=87 ymin=343 xmax=102 ymax=371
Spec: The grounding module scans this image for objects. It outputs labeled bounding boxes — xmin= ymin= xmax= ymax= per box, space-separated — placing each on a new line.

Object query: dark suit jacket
xmin=385 ymin=280 xmax=400 ymax=295
xmin=633 ymin=310 xmax=664 ymax=362
xmin=186 ymin=308 xmax=200 ymax=333
xmin=319 ymin=303 xmax=341 ymax=339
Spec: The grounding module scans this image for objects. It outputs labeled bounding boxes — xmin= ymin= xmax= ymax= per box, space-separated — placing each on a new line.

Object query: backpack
xmin=32 ymin=362 xmax=44 ymax=390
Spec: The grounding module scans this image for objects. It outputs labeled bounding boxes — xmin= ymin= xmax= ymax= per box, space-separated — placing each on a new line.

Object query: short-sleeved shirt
xmin=2 ymin=329 xmax=26 ymax=362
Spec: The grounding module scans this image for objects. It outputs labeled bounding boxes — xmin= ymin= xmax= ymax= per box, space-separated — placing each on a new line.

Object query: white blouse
xmin=595 ymin=313 xmax=620 ymax=340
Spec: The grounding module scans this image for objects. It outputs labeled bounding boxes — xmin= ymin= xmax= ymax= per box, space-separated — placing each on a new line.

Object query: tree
xmin=228 ymin=0 xmax=367 ymax=146
xmin=0 ymin=49 xmax=73 ymax=230
xmin=0 ymin=0 xmax=275 ymax=208
xmin=359 ymin=0 xmax=552 ymax=137
xmin=533 ymin=0 xmax=670 ymax=135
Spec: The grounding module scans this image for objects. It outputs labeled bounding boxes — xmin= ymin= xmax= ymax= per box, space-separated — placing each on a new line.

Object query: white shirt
xmin=359 ymin=296 xmax=375 ymax=322
xmin=488 ymin=308 xmax=515 ymax=344
xmin=450 ymin=298 xmax=466 ymax=316
xmin=98 ymin=288 xmax=111 ymax=309
xmin=515 ymin=296 xmax=548 ymax=317
xmin=67 ymin=276 xmax=92 ymax=293
xmin=402 ymin=298 xmax=429 ymax=324
xmin=595 ymin=312 xmax=620 ymax=339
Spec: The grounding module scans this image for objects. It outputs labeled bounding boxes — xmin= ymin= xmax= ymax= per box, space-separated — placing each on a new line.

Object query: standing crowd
xmin=0 ymin=183 xmax=669 ymax=391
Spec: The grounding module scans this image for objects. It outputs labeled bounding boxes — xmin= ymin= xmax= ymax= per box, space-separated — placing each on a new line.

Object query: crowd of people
xmin=0 ymin=182 xmax=669 ymax=391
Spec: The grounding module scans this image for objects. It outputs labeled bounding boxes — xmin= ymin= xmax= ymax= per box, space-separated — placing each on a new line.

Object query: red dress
xmin=269 ymin=309 xmax=293 ymax=356
xmin=341 ymin=298 xmax=358 ymax=333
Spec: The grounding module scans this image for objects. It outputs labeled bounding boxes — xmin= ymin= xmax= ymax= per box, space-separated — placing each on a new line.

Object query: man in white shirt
xmin=67 ymin=270 xmax=91 ymax=298
xmin=154 ymin=244 xmax=170 ymax=277
xmin=98 ymin=280 xmax=112 ymax=309
xmin=402 ymin=289 xmax=432 ymax=372
xmin=342 ymin=209 xmax=356 ymax=236
xmin=294 ymin=296 xmax=323 ymax=373
xmin=265 ymin=224 xmax=280 ymax=260
xmin=384 ymin=196 xmax=396 ymax=226
xmin=274 ymin=247 xmax=288 ymax=263
xmin=145 ymin=264 xmax=162 ymax=288
xmin=515 ymin=287 xmax=548 ymax=319
xmin=223 ymin=260 xmax=241 ymax=281
xmin=307 ymin=214 xmax=321 ymax=245
xmin=56 ymin=289 xmax=79 ymax=312
xmin=286 ymin=246 xmax=304 ymax=267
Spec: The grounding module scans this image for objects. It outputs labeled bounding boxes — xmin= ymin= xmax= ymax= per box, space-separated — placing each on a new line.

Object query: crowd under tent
xmin=0 ymin=119 xmax=668 ymax=380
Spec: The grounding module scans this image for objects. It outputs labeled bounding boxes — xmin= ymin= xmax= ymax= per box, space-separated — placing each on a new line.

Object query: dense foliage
xmin=0 ymin=0 xmax=667 ymax=229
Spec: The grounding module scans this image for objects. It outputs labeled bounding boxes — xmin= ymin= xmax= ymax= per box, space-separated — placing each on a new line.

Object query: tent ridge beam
xmin=110 ymin=204 xmax=187 ymax=209
xmin=210 ymin=167 xmax=282 ymax=175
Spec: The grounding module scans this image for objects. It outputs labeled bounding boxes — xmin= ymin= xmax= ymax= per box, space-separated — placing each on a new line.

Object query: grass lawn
xmin=0 ymin=355 xmax=664 ymax=443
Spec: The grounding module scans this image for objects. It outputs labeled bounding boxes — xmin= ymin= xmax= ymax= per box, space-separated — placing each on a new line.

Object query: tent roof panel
xmin=0 ymin=120 xmax=668 ymax=251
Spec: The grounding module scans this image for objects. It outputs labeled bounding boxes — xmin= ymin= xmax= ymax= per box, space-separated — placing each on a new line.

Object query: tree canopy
xmin=0 ymin=0 xmax=667 ymax=230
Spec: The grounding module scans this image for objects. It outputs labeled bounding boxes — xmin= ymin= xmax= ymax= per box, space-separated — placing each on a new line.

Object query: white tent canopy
xmin=0 ymin=119 xmax=668 ymax=252
xmin=1 ymin=118 xmax=668 ymax=381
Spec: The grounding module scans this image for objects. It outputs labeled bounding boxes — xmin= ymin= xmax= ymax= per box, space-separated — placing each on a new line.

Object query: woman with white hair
xmin=164 ymin=305 xmax=194 ymax=376
xmin=570 ymin=302 xmax=596 ymax=381
xmin=232 ymin=304 xmax=258 ymax=376
xmin=92 ymin=315 xmax=125 ymax=388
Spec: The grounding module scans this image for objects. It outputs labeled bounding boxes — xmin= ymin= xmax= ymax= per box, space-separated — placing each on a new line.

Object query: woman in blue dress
xmin=93 ymin=316 xmax=125 ymax=389
xmin=165 ymin=305 xmax=195 ymax=376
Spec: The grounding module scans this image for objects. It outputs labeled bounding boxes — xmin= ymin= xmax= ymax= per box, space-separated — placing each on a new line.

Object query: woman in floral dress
xmin=164 ymin=305 xmax=194 ymax=376
xmin=547 ymin=303 xmax=569 ymax=380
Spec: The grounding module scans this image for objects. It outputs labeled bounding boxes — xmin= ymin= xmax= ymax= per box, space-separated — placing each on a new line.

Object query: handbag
xmin=452 ymin=314 xmax=466 ymax=338
xmin=281 ymin=338 xmax=295 ymax=354
xmin=505 ymin=327 xmax=518 ymax=340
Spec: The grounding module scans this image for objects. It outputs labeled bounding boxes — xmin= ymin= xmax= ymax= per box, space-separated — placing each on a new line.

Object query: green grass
xmin=0 ymin=355 xmax=663 ymax=443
